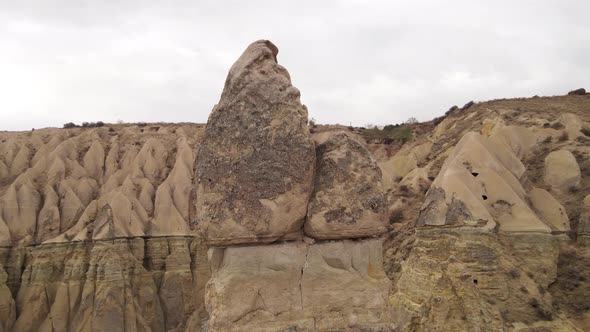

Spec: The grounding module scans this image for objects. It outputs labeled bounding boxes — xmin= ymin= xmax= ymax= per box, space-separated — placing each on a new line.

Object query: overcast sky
xmin=1 ymin=0 xmax=589 ymax=131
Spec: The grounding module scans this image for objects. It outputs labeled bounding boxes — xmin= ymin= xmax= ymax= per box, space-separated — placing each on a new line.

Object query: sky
xmin=1 ymin=0 xmax=589 ymax=131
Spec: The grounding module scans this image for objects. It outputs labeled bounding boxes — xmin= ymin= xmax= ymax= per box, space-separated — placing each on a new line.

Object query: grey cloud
xmin=1 ymin=0 xmax=589 ymax=130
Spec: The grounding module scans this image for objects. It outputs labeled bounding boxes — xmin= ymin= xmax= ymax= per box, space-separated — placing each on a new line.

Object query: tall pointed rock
xmin=195 ymin=40 xmax=315 ymax=246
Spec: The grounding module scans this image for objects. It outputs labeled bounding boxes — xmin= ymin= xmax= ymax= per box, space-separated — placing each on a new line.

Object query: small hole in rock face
xmin=471 ymin=172 xmax=479 ymax=177
xmin=473 ymin=279 xmax=478 ymax=284
xmin=482 ymin=195 xmax=488 ymax=200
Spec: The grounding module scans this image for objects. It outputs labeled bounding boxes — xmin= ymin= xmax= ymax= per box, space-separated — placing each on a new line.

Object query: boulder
xmin=544 ymin=149 xmax=581 ymax=191
xmin=305 ymin=132 xmax=387 ymax=239
xmin=195 ymin=40 xmax=316 ymax=246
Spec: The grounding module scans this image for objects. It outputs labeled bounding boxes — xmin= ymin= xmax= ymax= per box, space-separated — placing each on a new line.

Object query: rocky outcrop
xmin=417 ymin=132 xmax=550 ymax=233
xmin=395 ymin=127 xmax=565 ymax=331
xmin=198 ymin=41 xmax=392 ymax=331
xmin=1 ymin=237 xmax=209 ymax=332
xmin=578 ymin=194 xmax=590 ymax=246
xmin=306 ymin=132 xmax=387 ymax=239
xmin=0 ymin=125 xmax=204 ymax=246
xmin=194 ymin=40 xmax=316 ymax=246
xmin=529 ymin=187 xmax=570 ymax=232
xmin=0 ymin=263 xmax=15 ymax=332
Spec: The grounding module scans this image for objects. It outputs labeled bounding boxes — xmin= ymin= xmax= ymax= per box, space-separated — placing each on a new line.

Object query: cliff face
xmin=0 ymin=40 xmax=589 ymax=331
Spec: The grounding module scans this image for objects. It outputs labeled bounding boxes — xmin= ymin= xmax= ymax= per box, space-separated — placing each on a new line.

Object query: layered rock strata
xmin=206 ymin=239 xmax=390 ymax=331
xmin=0 ymin=125 xmax=212 ymax=331
xmin=392 ymin=129 xmax=563 ymax=330
xmin=0 ymin=237 xmax=209 ymax=332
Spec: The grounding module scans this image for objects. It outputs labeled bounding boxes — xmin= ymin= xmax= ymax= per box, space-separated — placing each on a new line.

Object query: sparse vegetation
xmin=582 ymin=127 xmax=590 ymax=137
xmin=362 ymin=122 xmax=413 ymax=144
xmin=81 ymin=121 xmax=105 ymax=128
xmin=63 ymin=121 xmax=105 ymax=129
xmin=558 ymin=132 xmax=569 ymax=141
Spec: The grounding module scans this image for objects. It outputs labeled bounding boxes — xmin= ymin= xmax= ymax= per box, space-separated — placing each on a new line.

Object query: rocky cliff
xmin=0 ymin=40 xmax=589 ymax=331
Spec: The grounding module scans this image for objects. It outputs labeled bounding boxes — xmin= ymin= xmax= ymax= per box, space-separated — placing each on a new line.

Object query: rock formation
xmin=194 ymin=40 xmax=315 ymax=246
xmin=197 ymin=40 xmax=392 ymax=331
xmin=306 ymin=132 xmax=387 ymax=239
xmin=544 ymin=149 xmax=581 ymax=191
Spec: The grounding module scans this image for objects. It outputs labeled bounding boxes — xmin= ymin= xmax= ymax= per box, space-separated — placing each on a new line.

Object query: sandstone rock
xmin=195 ymin=40 xmax=315 ymax=246
xmin=391 ymin=228 xmax=558 ymax=331
xmin=578 ymin=195 xmax=590 ymax=242
xmin=529 ymin=188 xmax=570 ymax=232
xmin=560 ymin=113 xmax=584 ymax=139
xmin=7 ymin=237 xmax=209 ymax=332
xmin=0 ymin=263 xmax=15 ymax=332
xmin=379 ymin=150 xmax=418 ymax=190
xmin=0 ymin=216 xmax=10 ymax=247
xmin=205 ymin=239 xmax=391 ymax=331
xmin=489 ymin=125 xmax=537 ymax=159
xmin=301 ymin=239 xmax=392 ymax=331
xmin=399 ymin=167 xmax=431 ymax=193
xmin=418 ymin=132 xmax=550 ymax=233
xmin=151 ymin=137 xmax=193 ymax=236
xmin=306 ymin=132 xmax=387 ymax=239
xmin=544 ymin=149 xmax=581 ymax=191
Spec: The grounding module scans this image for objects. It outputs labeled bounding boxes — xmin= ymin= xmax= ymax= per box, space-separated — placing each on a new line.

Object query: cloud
xmin=0 ymin=0 xmax=589 ymax=130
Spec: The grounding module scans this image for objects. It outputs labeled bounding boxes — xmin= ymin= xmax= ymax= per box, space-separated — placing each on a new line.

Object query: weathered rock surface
xmin=205 ymin=239 xmax=391 ymax=331
xmin=529 ymin=187 xmax=570 ymax=232
xmin=391 ymin=228 xmax=558 ymax=331
xmin=578 ymin=194 xmax=590 ymax=245
xmin=1 ymin=237 xmax=209 ymax=332
xmin=417 ymin=132 xmax=550 ymax=233
xmin=195 ymin=40 xmax=315 ymax=246
xmin=0 ymin=125 xmax=204 ymax=246
xmin=306 ymin=132 xmax=387 ymax=239
xmin=544 ymin=149 xmax=581 ymax=191
xmin=0 ymin=263 xmax=15 ymax=332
